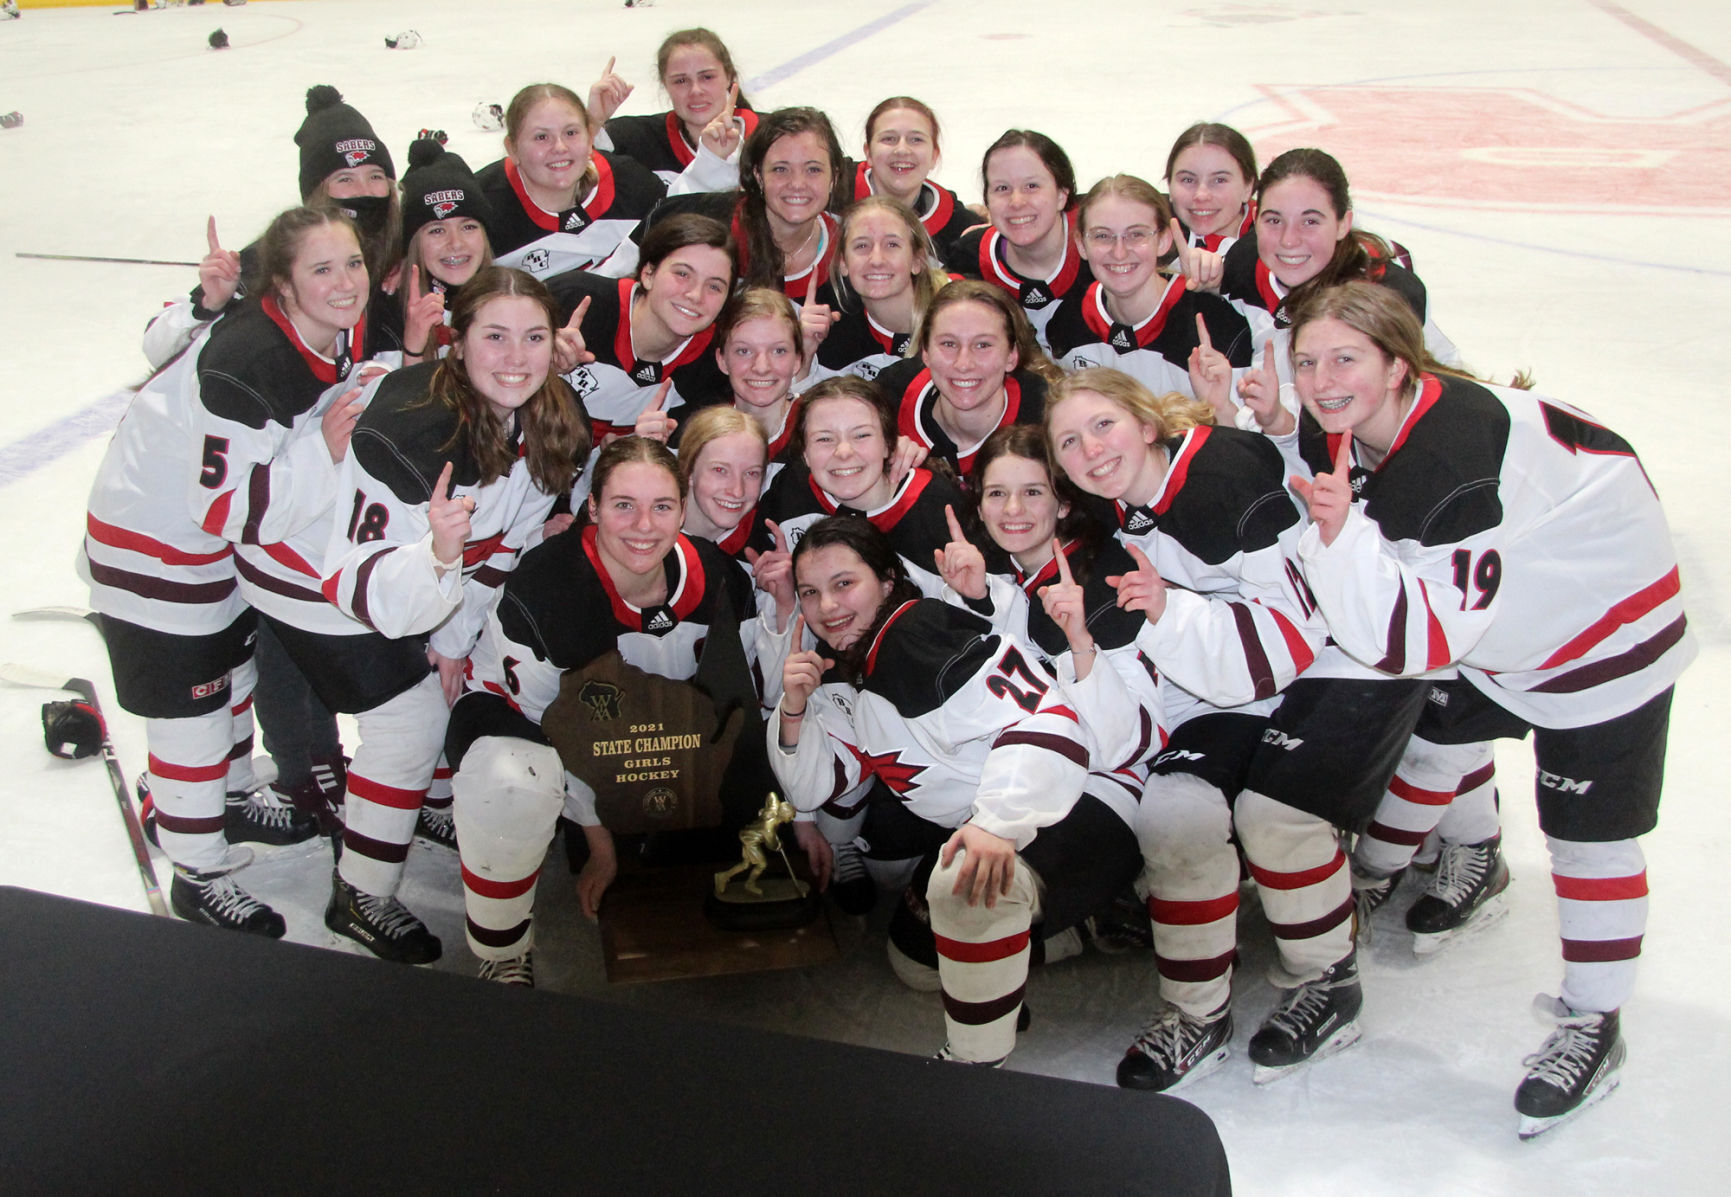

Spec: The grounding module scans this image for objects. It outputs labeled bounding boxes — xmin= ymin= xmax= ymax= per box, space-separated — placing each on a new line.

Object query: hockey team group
xmin=73 ymin=25 xmax=1693 ymax=1143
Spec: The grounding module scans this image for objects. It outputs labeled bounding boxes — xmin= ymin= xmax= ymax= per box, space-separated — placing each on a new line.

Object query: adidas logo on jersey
xmin=1124 ymin=508 xmax=1155 ymax=532
xmin=1021 ymin=284 xmax=1050 ymax=307
xmin=632 ymin=363 xmax=661 ymax=384
xmin=563 ymin=211 xmax=590 ymax=232
xmin=645 ymin=610 xmax=674 ymax=633
xmin=1110 ymin=327 xmax=1134 ymax=351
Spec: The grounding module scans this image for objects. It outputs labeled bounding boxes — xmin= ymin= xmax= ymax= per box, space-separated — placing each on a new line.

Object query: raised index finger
xmin=434 ymin=460 xmax=454 ymax=503
xmin=1052 ymin=539 xmax=1073 ymax=585
xmin=726 ymin=80 xmax=740 ymax=112
xmin=603 ymin=55 xmax=616 ymax=75
xmin=1125 ymin=542 xmax=1154 ymax=573
xmin=769 ymin=518 xmax=790 ymax=553
xmin=790 ymin=612 xmax=805 ymax=644
xmin=1169 ymin=218 xmax=1191 ymax=262
xmin=207 ymin=215 xmax=223 ymax=254
xmin=944 ymin=504 xmax=965 ymax=543
xmin=566 ymin=295 xmax=591 ymax=331
xmin=1194 ymin=311 xmax=1213 ymax=352
xmin=1333 ymin=432 xmax=1354 ymax=479
xmin=648 ymin=378 xmax=673 ymax=411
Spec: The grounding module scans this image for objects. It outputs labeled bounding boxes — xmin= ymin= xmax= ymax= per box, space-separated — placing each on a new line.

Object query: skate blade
xmin=1517 ymin=1072 xmax=1622 ymax=1140
xmin=1412 ymin=894 xmax=1510 ymax=957
xmin=1165 ymin=1046 xmax=1233 ymax=1093
xmin=229 ymin=835 xmax=330 ymax=864
xmin=1251 ymin=1022 xmax=1362 ymax=1085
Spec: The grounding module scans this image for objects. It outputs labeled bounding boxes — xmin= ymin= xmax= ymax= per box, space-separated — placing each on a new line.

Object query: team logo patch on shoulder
xmin=522 ymin=248 xmax=551 ymax=274
xmin=568 ymin=366 xmax=598 ymax=398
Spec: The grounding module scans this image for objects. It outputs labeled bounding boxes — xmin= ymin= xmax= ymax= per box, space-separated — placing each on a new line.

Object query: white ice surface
xmin=2 ymin=2 xmax=1729 ymax=1193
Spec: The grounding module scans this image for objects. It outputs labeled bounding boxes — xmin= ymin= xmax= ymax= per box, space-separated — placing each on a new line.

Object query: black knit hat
xmin=399 ymin=137 xmax=496 ymax=249
xmin=295 ymin=84 xmax=395 ymax=199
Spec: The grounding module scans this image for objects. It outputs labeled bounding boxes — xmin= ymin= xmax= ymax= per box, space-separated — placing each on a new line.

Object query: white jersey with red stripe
xmin=771 ymin=598 xmax=1091 ymax=849
xmin=1110 ymin=423 xmax=1324 ymax=726
xmin=321 ymin=361 xmax=572 ymax=659
xmin=81 ymin=300 xmax=367 ymax=637
xmin=1294 ymin=373 xmax=1694 ymax=728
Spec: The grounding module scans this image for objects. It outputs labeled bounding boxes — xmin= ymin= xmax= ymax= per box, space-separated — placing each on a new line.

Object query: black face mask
xmin=337 ymin=193 xmax=392 ymax=238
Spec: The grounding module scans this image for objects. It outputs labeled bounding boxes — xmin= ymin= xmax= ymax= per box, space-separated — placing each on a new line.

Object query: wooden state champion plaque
xmin=541 ymin=651 xmax=744 ymax=836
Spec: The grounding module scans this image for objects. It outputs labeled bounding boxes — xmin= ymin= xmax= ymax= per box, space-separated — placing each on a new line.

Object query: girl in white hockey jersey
xmin=80 ymin=205 xmax=376 ymax=937
xmin=476 ymin=83 xmax=667 ymax=282
xmin=772 ymin=516 xmax=1140 ymax=1066
xmin=319 ymin=268 xmax=589 ymax=920
xmin=1044 ymin=367 xmax=1326 ymax=1091
xmin=448 ymin=437 xmax=791 ymax=984
xmin=1281 ymin=282 xmax=1693 ymax=1137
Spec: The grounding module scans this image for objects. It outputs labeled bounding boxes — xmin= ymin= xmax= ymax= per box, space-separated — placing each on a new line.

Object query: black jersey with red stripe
xmin=642 ymin=192 xmax=837 ymax=302
xmin=477 ymin=151 xmax=666 ymax=278
xmin=1046 ymin=278 xmax=1253 ymax=394
xmin=876 ymin=357 xmax=1048 ymax=478
xmin=1220 ymin=231 xmax=1429 ymax=329
xmin=809 ymin=280 xmax=913 ymax=381
xmin=544 ymin=270 xmax=729 ymax=441
xmin=849 ymin=161 xmax=980 ymax=259
xmin=943 ymin=222 xmax=1092 ymax=344
xmin=604 ymin=108 xmax=760 ymax=182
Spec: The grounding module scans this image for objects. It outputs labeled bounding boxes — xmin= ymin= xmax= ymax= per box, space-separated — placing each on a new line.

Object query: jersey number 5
xmin=987 ymin=645 xmax=1049 ymax=713
xmin=198 ymin=436 xmax=229 ymax=489
xmin=1450 ymin=548 xmax=1501 ymax=611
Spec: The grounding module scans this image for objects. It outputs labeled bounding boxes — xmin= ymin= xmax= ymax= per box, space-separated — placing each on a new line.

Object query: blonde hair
xmin=677 ymin=406 xmax=769 ymax=493
xmin=828 ymin=195 xmax=947 ymax=320
xmin=1046 ymin=367 xmax=1215 ymax=445
xmin=1076 ymin=174 xmax=1178 ymax=268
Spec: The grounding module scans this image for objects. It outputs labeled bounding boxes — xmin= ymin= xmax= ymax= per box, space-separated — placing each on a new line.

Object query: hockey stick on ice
xmin=0 ymin=664 xmax=170 ymax=918
xmin=16 ymin=252 xmax=199 ymax=268
xmin=14 ymin=605 xmax=100 ymax=628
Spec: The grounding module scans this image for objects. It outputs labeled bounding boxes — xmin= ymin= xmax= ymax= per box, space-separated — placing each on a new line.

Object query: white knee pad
xmin=1138 ymin=773 xmax=1234 ymax=875
xmin=1235 ymin=788 xmax=1335 ymax=864
xmin=453 ymin=737 xmax=567 ymax=878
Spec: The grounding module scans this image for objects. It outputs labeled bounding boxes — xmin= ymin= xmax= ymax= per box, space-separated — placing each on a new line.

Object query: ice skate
xmin=1516 ymin=997 xmax=1625 ymax=1140
xmin=829 ymin=838 xmax=876 ymax=915
xmin=478 ymin=952 xmax=534 ymax=987
xmin=224 ymin=785 xmax=321 ymax=849
xmin=1350 ymin=864 xmax=1403 ymax=945
xmin=415 ymin=805 xmax=458 ymax=850
xmin=1249 ymin=953 xmax=1362 ymax=1084
xmin=325 ymin=871 xmax=441 ymax=964
xmin=932 ymin=1044 xmax=1006 ymax=1068
xmin=1117 ymin=1004 xmax=1233 ymax=1092
xmin=170 ymin=862 xmax=285 ymax=938
xmin=1408 ymin=835 xmax=1510 ymax=957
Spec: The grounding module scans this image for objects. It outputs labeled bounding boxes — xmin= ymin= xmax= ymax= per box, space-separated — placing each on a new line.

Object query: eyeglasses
xmin=1083 ymin=227 xmax=1157 ymax=251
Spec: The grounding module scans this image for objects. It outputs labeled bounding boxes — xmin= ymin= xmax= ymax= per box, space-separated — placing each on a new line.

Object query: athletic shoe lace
xmin=1351 ymin=869 xmax=1398 ymax=941
xmin=1430 ymin=841 xmax=1491 ymax=906
xmin=234 ymin=790 xmax=298 ymax=832
xmin=1129 ymin=1009 xmax=1203 ymax=1068
xmin=479 ymin=954 xmax=533 ymax=985
xmin=831 ymin=839 xmax=867 ymax=883
xmin=1521 ymin=1014 xmax=1604 ymax=1091
xmin=353 ymin=891 xmax=426 ymax=942
xmin=1264 ymin=979 xmax=1333 ymax=1042
xmin=202 ymin=874 xmax=269 ymax=923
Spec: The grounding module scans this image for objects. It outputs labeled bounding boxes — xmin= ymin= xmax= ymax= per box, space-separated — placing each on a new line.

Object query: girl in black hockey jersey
xmin=592 ymin=27 xmax=756 ymax=192
xmin=621 ymin=107 xmax=849 ymax=303
xmin=772 ymin=516 xmax=1140 ymax=1065
xmin=318 ymin=267 xmax=589 ymax=951
xmin=477 ymin=83 xmax=667 ymax=281
xmin=81 ymin=205 xmax=379 ymax=938
xmin=448 ymin=437 xmax=790 ymax=984
xmin=676 ymin=405 xmax=772 ymax=562
xmin=802 ymin=195 xmax=948 ymax=385
xmin=1272 ymin=282 xmax=1692 ymax=1136
xmin=850 ymin=97 xmax=978 ymax=260
xmin=944 ymin=130 xmax=1091 ymax=349
xmin=875 ymin=280 xmax=1057 ymax=477
xmin=1165 ymin=122 xmax=1257 ymax=253
xmin=546 ymin=213 xmax=736 ymax=455
xmin=1044 ymin=367 xmax=1324 ymax=1092
xmin=1215 ymin=147 xmax=1458 ymax=428
xmin=757 ymin=376 xmax=983 ymax=596
xmin=1045 ymin=174 xmax=1255 ymax=423
xmin=710 ymin=287 xmax=806 ymax=481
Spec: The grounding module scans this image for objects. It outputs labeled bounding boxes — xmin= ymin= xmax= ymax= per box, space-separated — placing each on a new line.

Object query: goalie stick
xmin=0 ymin=664 xmax=169 ymax=917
